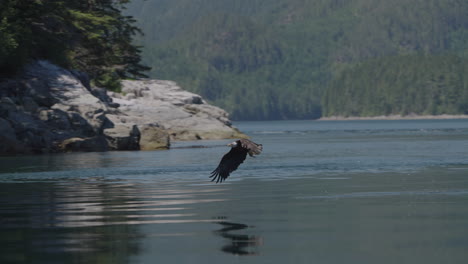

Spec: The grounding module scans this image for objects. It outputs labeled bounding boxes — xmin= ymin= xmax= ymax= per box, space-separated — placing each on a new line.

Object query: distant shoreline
xmin=319 ymin=114 xmax=468 ymax=121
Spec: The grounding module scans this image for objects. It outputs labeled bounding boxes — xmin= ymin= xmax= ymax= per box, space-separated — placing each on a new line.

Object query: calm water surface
xmin=1 ymin=119 xmax=468 ymax=263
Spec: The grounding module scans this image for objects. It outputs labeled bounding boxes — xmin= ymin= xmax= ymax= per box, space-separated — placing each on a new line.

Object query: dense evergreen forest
xmin=0 ymin=0 xmax=148 ymax=90
xmin=126 ymin=0 xmax=468 ymax=120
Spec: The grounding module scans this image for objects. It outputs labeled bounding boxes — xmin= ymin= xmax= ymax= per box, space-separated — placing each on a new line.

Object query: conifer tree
xmin=0 ymin=0 xmax=149 ymax=90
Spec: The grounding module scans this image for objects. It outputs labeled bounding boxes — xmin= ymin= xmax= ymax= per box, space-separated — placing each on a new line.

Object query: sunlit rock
xmin=110 ymin=79 xmax=247 ymax=141
xmin=139 ymin=124 xmax=170 ymax=150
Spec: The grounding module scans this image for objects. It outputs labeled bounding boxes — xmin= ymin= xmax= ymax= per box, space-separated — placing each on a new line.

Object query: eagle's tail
xmin=248 ymin=144 xmax=263 ymax=156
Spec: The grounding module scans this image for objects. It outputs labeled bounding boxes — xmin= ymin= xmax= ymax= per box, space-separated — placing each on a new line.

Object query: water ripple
xmin=0 ymin=181 xmax=228 ymax=229
xmin=297 ymin=189 xmax=468 ymax=200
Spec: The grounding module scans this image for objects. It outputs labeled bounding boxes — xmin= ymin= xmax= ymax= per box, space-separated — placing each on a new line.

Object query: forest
xmin=323 ymin=54 xmax=468 ymax=116
xmin=0 ymin=0 xmax=148 ymax=90
xmin=126 ymin=0 xmax=468 ymax=119
xmin=2 ymin=0 xmax=468 ymax=120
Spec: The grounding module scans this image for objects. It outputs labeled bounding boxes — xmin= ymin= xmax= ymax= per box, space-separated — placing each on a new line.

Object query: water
xmin=1 ymin=119 xmax=468 ymax=264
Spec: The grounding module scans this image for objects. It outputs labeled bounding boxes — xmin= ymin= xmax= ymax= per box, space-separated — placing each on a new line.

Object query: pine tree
xmin=0 ymin=0 xmax=150 ymax=90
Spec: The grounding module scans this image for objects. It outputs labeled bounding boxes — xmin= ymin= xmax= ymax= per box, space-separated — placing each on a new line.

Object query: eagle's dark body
xmin=210 ymin=139 xmax=263 ymax=183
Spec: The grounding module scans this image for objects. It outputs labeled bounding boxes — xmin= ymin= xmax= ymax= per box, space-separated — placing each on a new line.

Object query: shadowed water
xmin=1 ymin=119 xmax=468 ymax=263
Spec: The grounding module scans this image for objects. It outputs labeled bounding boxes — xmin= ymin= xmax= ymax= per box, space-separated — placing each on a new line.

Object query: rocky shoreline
xmin=0 ymin=61 xmax=246 ymax=155
xmin=319 ymin=114 xmax=468 ymax=121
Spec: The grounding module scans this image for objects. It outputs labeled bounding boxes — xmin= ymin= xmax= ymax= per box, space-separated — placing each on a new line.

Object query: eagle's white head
xmin=227 ymin=141 xmax=238 ymax=148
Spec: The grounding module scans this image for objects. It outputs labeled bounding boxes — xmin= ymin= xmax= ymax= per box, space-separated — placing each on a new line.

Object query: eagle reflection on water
xmin=214 ymin=218 xmax=263 ymax=256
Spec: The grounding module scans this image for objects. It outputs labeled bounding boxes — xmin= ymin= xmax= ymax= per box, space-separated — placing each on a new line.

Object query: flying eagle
xmin=210 ymin=139 xmax=263 ymax=183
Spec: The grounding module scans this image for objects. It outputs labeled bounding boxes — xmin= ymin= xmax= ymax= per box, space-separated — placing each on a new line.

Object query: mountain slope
xmin=126 ymin=0 xmax=468 ymax=119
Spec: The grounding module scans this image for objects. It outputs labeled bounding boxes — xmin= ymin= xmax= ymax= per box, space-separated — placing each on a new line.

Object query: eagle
xmin=210 ymin=139 xmax=263 ymax=183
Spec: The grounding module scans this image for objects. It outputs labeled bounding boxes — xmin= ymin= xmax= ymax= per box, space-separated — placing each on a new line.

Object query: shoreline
xmin=319 ymin=114 xmax=468 ymax=121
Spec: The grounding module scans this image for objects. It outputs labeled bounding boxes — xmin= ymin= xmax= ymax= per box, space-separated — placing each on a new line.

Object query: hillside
xmin=323 ymin=54 xmax=468 ymax=117
xmin=126 ymin=0 xmax=468 ymax=120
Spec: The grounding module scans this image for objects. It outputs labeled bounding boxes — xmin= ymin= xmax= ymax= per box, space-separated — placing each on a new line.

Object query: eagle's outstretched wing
xmin=210 ymin=147 xmax=248 ymax=183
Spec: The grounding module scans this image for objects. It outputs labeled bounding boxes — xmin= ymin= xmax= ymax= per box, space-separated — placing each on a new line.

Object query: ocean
xmin=1 ymin=119 xmax=468 ymax=263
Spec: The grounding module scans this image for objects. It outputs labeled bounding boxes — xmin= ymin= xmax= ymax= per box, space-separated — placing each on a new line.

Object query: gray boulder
xmin=139 ymin=124 xmax=170 ymax=150
xmin=104 ymin=124 xmax=140 ymax=150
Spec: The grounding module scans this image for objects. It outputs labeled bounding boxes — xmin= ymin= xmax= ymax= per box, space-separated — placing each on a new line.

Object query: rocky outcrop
xmin=108 ymin=79 xmax=246 ymax=141
xmin=0 ymin=61 xmax=246 ymax=155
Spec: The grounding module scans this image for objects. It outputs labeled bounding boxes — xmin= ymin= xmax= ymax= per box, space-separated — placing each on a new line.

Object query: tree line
xmin=323 ymin=54 xmax=468 ymax=116
xmin=126 ymin=0 xmax=468 ymax=119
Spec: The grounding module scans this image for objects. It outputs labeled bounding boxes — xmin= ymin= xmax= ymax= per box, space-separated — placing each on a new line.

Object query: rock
xmin=0 ymin=60 xmax=246 ymax=155
xmin=89 ymin=111 xmax=113 ymax=134
xmin=8 ymin=111 xmax=46 ymax=134
xmin=0 ymin=118 xmax=16 ymax=140
xmin=0 ymin=80 xmax=20 ymax=98
xmin=0 ymin=61 xmax=118 ymax=154
xmin=24 ymin=61 xmax=110 ymax=134
xmin=23 ymin=79 xmax=58 ymax=107
xmin=104 ymin=124 xmax=140 ymax=150
xmin=0 ymin=97 xmax=17 ymax=113
xmin=67 ymin=112 xmax=95 ymax=136
xmin=59 ymin=136 xmax=108 ymax=152
xmin=38 ymin=109 xmax=72 ymax=130
xmin=70 ymin=70 xmax=91 ymax=90
xmin=21 ymin=96 xmax=40 ymax=113
xmin=111 ymin=79 xmax=247 ymax=141
xmin=89 ymin=86 xmax=114 ymax=104
xmin=0 ymin=118 xmax=24 ymax=154
xmin=139 ymin=124 xmax=170 ymax=150
xmin=121 ymin=79 xmax=205 ymax=106
xmin=105 ymin=112 xmax=170 ymax=150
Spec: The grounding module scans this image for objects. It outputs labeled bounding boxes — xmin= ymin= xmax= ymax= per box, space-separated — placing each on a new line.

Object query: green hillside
xmin=324 ymin=54 xmax=468 ymax=116
xmin=126 ymin=0 xmax=468 ymax=119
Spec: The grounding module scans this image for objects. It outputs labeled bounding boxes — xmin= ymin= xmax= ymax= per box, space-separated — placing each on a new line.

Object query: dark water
xmin=1 ymin=119 xmax=468 ymax=263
